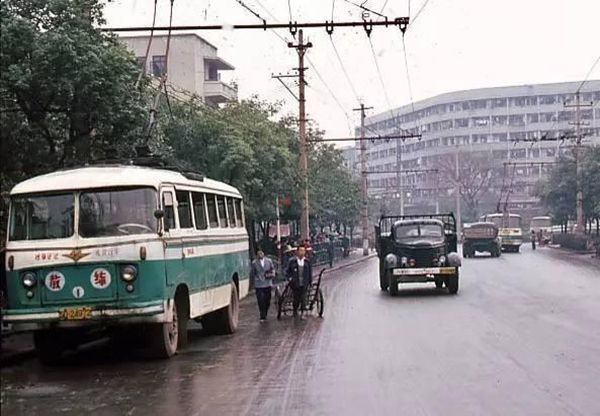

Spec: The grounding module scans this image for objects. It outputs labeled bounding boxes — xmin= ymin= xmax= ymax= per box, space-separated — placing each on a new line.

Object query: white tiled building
xmin=346 ymin=81 xmax=600 ymax=219
xmin=121 ymin=34 xmax=237 ymax=106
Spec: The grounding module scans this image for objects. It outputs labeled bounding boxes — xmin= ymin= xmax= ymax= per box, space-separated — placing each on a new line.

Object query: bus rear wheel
xmin=147 ymin=299 xmax=179 ymax=359
xmin=202 ymin=282 xmax=239 ymax=335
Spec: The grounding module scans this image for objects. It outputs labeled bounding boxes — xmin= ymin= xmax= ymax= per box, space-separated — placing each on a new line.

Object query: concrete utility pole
xmin=288 ymin=30 xmax=312 ymax=241
xmin=564 ymin=91 xmax=592 ymax=234
xmin=399 ymin=140 xmax=404 ymax=215
xmin=454 ymin=147 xmax=462 ymax=238
xmin=354 ymin=103 xmax=373 ymax=256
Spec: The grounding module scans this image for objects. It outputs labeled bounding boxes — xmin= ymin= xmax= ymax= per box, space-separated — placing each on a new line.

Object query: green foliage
xmin=537 ymin=146 xmax=600 ymax=224
xmin=1 ymin=0 xmax=149 ymax=240
xmin=0 ymin=0 xmax=360 ymax=242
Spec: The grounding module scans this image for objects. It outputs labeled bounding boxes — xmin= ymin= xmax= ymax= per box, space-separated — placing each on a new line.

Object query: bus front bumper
xmin=1 ymin=300 xmax=173 ymax=330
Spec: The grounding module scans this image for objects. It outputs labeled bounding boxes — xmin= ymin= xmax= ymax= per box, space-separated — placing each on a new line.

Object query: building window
xmin=539 ymin=95 xmax=556 ymax=105
xmin=492 ymin=115 xmax=507 ymax=126
xmin=455 ymin=118 xmax=469 ymax=128
xmin=527 ymin=113 xmax=539 ymax=123
xmin=509 ymin=115 xmax=525 ymax=126
xmin=472 ymin=116 xmax=490 ymax=127
xmin=492 ymin=98 xmax=507 ymax=108
xmin=152 ymin=55 xmax=167 ymax=77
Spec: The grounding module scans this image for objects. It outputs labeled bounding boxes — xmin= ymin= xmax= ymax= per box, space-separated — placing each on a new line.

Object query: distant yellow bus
xmin=480 ymin=213 xmax=523 ymax=253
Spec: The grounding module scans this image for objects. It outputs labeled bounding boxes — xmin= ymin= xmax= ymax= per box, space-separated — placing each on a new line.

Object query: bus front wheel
xmin=147 ymin=299 xmax=179 ymax=358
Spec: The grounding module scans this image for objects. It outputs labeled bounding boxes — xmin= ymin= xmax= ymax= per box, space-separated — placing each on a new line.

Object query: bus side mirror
xmin=154 ymin=209 xmax=166 ymax=234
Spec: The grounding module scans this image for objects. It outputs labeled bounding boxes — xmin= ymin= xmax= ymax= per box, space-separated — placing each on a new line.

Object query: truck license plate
xmin=59 ymin=307 xmax=92 ymax=320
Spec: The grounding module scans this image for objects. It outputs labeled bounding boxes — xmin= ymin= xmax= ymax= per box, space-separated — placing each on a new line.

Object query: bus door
xmin=160 ymin=187 xmax=183 ymax=287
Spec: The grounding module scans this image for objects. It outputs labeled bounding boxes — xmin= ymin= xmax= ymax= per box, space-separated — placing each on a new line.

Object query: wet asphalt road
xmin=2 ymin=247 xmax=600 ymax=416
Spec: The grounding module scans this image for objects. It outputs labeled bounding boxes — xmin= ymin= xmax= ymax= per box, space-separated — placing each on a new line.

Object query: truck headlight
xmin=439 ymin=255 xmax=447 ymax=265
xmin=120 ymin=265 xmax=138 ymax=282
xmin=400 ymin=256 xmax=408 ymax=266
xmin=408 ymin=258 xmax=416 ymax=267
xmin=22 ymin=272 xmax=37 ymax=288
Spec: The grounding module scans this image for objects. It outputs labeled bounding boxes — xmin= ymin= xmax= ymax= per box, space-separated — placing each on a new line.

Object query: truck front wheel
xmin=446 ymin=271 xmax=459 ymax=295
xmin=379 ymin=267 xmax=389 ymax=291
xmin=388 ymin=270 xmax=398 ymax=296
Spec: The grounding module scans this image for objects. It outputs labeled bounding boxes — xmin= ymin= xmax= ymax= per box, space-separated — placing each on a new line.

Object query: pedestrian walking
xmin=250 ymin=250 xmax=276 ymax=322
xmin=327 ymin=237 xmax=335 ymax=268
xmin=531 ymin=230 xmax=536 ymax=250
xmin=285 ymin=245 xmax=313 ymax=320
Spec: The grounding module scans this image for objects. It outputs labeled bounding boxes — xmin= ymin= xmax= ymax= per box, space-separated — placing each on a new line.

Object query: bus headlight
xmin=120 ymin=265 xmax=138 ymax=282
xmin=22 ymin=272 xmax=37 ymax=288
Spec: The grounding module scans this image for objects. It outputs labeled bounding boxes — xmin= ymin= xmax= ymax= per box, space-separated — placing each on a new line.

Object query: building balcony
xmin=203 ymin=81 xmax=237 ymax=106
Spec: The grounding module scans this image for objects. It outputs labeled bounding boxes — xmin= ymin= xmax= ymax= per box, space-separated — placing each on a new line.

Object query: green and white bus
xmin=3 ymin=165 xmax=250 ymax=361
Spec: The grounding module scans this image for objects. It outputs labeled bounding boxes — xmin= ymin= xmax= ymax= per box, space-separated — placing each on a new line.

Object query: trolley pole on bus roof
xmin=288 ymin=29 xmax=312 ymax=241
xmin=354 ymin=103 xmax=373 ymax=256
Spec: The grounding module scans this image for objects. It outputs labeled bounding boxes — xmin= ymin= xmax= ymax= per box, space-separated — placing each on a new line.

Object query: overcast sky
xmin=104 ymin=0 xmax=600 ymax=141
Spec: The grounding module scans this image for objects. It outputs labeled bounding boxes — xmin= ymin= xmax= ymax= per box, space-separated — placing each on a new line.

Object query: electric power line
xmin=577 ymin=54 xmax=600 ymax=93
xmin=328 ymin=36 xmax=361 ymax=102
xmin=410 ymin=0 xmax=433 ymax=27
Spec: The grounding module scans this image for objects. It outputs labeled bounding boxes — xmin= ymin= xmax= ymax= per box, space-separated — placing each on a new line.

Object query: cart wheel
xmin=316 ymin=288 xmax=324 ymax=318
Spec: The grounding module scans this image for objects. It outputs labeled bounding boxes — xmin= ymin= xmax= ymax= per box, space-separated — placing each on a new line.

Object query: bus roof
xmin=10 ymin=165 xmax=242 ymax=198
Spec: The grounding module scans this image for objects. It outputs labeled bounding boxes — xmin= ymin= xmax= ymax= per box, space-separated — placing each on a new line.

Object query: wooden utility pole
xmin=288 ymin=30 xmax=312 ymax=241
xmin=564 ymin=91 xmax=592 ymax=234
xmin=354 ymin=103 xmax=373 ymax=256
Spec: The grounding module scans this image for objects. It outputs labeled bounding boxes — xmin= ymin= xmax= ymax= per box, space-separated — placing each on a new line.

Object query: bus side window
xmin=192 ymin=192 xmax=208 ymax=230
xmin=217 ymin=195 xmax=228 ymax=228
xmin=226 ymin=197 xmax=236 ymax=228
xmin=163 ymin=192 xmax=176 ymax=231
xmin=206 ymin=194 xmax=219 ymax=228
xmin=234 ymin=199 xmax=243 ymax=228
xmin=176 ymin=190 xmax=193 ymax=229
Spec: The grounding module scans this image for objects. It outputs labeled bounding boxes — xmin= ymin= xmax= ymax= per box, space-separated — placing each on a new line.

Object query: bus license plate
xmin=59 ymin=307 xmax=92 ymax=320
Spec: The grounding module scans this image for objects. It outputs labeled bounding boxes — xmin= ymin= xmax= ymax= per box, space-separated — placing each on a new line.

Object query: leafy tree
xmin=0 ymin=0 xmax=148 ymax=240
xmin=537 ymin=146 xmax=600 ymax=233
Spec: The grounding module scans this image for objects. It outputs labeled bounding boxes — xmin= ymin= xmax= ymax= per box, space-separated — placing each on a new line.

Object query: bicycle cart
xmin=276 ymin=269 xmax=325 ymax=319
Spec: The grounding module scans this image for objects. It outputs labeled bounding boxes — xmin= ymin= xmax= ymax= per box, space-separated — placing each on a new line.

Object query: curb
xmin=317 ymin=252 xmax=377 ymax=277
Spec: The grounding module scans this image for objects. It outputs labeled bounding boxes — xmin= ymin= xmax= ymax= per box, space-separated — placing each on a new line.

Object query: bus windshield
xmin=484 ymin=215 xmax=521 ymax=228
xmin=530 ymin=218 xmax=551 ymax=228
xmin=79 ymin=188 xmax=157 ymax=237
xmin=9 ymin=193 xmax=75 ymax=241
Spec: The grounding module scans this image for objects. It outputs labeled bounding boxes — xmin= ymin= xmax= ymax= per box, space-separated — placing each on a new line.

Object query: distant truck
xmin=375 ymin=214 xmax=462 ymax=296
xmin=480 ymin=213 xmax=523 ymax=253
xmin=463 ymin=222 xmax=501 ymax=258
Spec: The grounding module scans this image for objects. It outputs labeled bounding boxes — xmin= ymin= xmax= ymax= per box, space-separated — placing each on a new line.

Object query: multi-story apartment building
xmin=346 ymin=81 xmax=600 ymax=220
xmin=120 ymin=34 xmax=237 ymax=106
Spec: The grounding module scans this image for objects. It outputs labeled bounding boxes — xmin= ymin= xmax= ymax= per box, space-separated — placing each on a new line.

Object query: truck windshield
xmin=79 ymin=188 xmax=157 ymax=237
xmin=9 ymin=193 xmax=75 ymax=241
xmin=395 ymin=224 xmax=443 ymax=240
